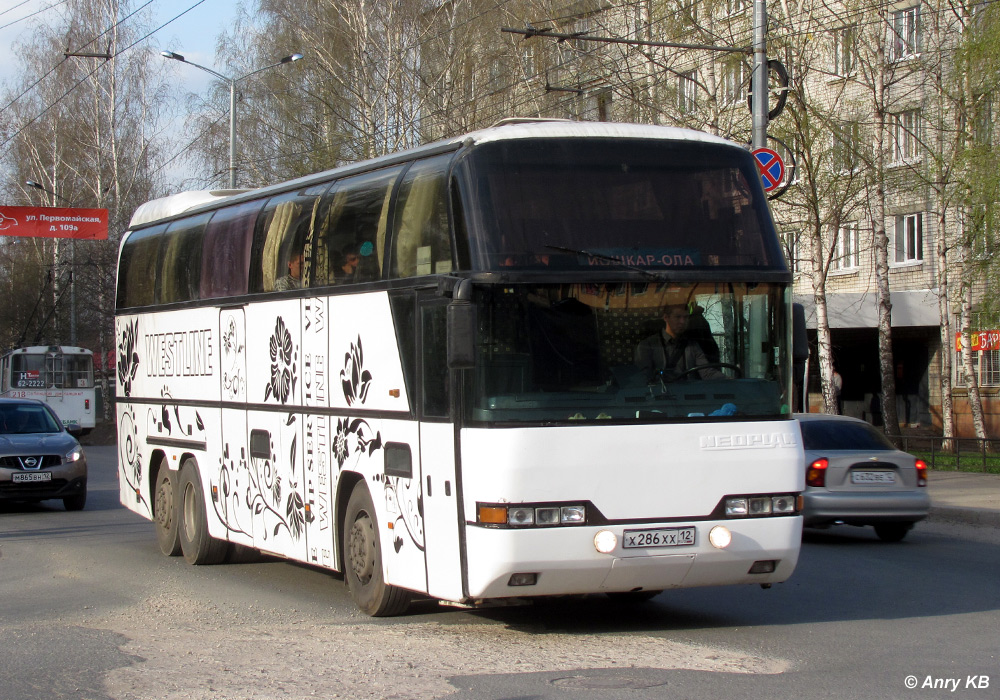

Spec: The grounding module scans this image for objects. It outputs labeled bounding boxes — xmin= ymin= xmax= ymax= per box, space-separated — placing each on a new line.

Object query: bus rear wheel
xmin=178 ymin=459 xmax=228 ymax=565
xmin=154 ymin=461 xmax=182 ymax=556
xmin=343 ymin=483 xmax=411 ymax=616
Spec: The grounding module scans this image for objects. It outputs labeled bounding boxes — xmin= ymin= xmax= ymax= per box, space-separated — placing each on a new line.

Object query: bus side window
xmin=421 ymin=304 xmax=450 ymax=418
xmin=118 ymin=224 xmax=167 ymax=309
xmin=160 ymin=214 xmax=210 ymax=304
xmin=252 ymin=185 xmax=329 ymax=293
xmin=315 ymin=167 xmax=403 ymax=285
xmin=201 ymin=199 xmax=264 ymax=300
xmin=392 ymin=154 xmax=453 ymax=278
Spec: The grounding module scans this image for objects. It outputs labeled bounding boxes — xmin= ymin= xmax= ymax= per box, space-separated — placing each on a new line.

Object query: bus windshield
xmin=467 ymin=281 xmax=791 ymax=423
xmin=457 ymin=138 xmax=785 ymax=271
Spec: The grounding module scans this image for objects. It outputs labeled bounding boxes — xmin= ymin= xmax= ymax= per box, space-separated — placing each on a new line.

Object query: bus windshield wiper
xmin=544 ymin=245 xmax=666 ymax=281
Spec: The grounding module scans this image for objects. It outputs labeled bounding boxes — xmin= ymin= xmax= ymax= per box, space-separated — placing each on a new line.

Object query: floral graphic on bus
xmin=340 ymin=336 xmax=371 ymax=406
xmin=221 ymin=314 xmax=245 ymax=401
xmin=265 ymin=316 xmax=297 ymax=404
xmin=332 ymin=417 xmax=383 ymax=470
xmin=214 ymin=421 xmax=312 ymax=542
xmin=117 ymin=405 xmax=148 ymax=514
xmin=117 ymin=317 xmax=140 ymax=398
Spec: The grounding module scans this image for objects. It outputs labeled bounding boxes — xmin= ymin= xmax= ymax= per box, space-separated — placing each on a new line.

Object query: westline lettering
xmin=145 ymin=329 xmax=214 ymax=377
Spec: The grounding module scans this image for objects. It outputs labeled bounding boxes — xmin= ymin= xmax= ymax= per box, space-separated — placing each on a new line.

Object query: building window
xmin=721 ymin=61 xmax=748 ymax=105
xmin=890 ymin=6 xmax=920 ymax=60
xmin=833 ymin=25 xmax=857 ymax=76
xmin=957 ymin=349 xmax=1000 ymax=387
xmin=678 ymin=70 xmax=698 ymax=113
xmin=727 ymin=0 xmax=748 ymax=15
xmin=832 ymin=121 xmax=860 ymax=172
xmin=894 ymin=212 xmax=923 ymax=263
xmin=833 ymin=223 xmax=860 ymax=270
xmin=891 ymin=109 xmax=921 ymax=163
xmin=781 ymin=231 xmax=799 ymax=275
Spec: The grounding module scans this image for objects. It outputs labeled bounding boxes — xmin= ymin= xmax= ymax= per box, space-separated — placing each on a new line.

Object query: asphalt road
xmin=1 ymin=446 xmax=998 ymax=700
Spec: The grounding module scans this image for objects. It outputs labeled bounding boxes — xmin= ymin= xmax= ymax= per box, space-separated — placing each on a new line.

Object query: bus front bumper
xmin=463 ymin=515 xmax=802 ymax=600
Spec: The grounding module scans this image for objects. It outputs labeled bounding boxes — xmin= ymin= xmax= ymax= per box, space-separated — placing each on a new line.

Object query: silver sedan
xmin=796 ymin=413 xmax=930 ymax=541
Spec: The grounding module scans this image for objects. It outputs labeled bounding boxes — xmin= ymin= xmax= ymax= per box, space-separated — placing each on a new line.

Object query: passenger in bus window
xmin=634 ymin=304 xmax=725 ymax=381
xmin=274 ymin=251 xmax=303 ymax=291
xmin=336 ymin=246 xmax=360 ymax=283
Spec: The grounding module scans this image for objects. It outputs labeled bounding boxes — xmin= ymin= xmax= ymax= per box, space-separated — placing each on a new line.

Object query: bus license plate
xmin=622 ymin=527 xmax=696 ymax=549
xmin=13 ymin=472 xmax=52 ymax=483
xmin=851 ymin=471 xmax=896 ymax=484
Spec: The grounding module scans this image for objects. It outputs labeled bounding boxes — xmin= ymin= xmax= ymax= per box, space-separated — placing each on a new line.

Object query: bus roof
xmin=127 ymin=121 xmax=745 ymax=229
xmin=3 ymin=346 xmax=93 ymax=356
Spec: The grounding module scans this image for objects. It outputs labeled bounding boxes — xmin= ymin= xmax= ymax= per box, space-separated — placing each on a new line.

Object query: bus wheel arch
xmin=152 ymin=453 xmax=182 ymax=556
xmin=342 ymin=480 xmax=412 ymax=616
xmin=177 ymin=457 xmax=229 ymax=565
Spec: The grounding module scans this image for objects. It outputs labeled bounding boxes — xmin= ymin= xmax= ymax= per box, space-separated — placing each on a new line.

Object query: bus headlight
xmin=477 ymin=502 xmax=588 ymax=528
xmin=709 ymin=525 xmax=732 ymax=549
xmin=594 ymin=530 xmax=618 ymax=553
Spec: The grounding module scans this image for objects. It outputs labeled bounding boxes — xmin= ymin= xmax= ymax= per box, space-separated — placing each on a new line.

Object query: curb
xmin=927 ymin=505 xmax=1000 ymax=529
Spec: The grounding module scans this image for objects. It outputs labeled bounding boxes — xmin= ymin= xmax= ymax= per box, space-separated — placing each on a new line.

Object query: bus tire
xmin=343 ymin=483 xmax=411 ymax=616
xmin=154 ymin=461 xmax=182 ymax=556
xmin=178 ymin=459 xmax=228 ymax=565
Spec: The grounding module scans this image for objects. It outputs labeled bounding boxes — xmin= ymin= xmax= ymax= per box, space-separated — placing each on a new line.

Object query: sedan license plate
xmin=12 ymin=471 xmax=52 ymax=483
xmin=851 ymin=470 xmax=896 ymax=484
xmin=623 ymin=527 xmax=696 ymax=549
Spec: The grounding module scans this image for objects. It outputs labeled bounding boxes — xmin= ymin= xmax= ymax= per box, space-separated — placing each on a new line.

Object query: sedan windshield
xmin=0 ymin=404 xmax=62 ymax=434
xmin=466 ymin=281 xmax=791 ymax=424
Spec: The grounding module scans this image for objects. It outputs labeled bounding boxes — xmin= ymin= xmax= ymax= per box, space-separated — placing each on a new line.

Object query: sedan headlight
xmin=65 ymin=447 xmax=84 ymax=463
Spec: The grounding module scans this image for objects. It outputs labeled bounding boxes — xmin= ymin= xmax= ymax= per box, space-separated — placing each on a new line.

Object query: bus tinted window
xmin=201 ymin=199 xmax=264 ymax=299
xmin=117 ymin=223 xmax=167 ymax=308
xmin=254 ymin=184 xmax=332 ymax=293
xmin=310 ymin=167 xmax=403 ymax=287
xmin=392 ymin=154 xmax=453 ymax=277
xmin=457 ymin=139 xmax=783 ymax=271
xmin=160 ymin=213 xmax=210 ymax=303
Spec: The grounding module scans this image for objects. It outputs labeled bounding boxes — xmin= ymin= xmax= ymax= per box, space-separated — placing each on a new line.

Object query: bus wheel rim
xmin=349 ymin=512 xmax=376 ymax=584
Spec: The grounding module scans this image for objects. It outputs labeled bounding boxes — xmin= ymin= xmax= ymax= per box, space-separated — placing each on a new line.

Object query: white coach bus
xmin=1 ymin=345 xmax=97 ymax=434
xmin=115 ymin=121 xmax=804 ymax=616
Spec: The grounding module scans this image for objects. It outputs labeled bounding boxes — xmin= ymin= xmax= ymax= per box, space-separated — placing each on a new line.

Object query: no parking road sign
xmin=753 ymin=148 xmax=785 ymax=192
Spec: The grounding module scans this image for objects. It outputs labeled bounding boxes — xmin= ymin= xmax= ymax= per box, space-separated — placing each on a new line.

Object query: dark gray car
xmin=796 ymin=413 xmax=929 ymax=541
xmin=0 ymin=398 xmax=87 ymax=510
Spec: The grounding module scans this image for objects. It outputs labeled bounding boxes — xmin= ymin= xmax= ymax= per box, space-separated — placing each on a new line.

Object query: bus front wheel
xmin=178 ymin=459 xmax=228 ymax=565
xmin=154 ymin=460 xmax=182 ymax=556
xmin=343 ymin=483 xmax=411 ymax=616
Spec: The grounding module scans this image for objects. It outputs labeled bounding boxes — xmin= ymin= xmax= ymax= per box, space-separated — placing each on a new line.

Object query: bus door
xmin=218 ymin=306 xmax=254 ymax=550
xmin=417 ymin=297 xmax=464 ymax=601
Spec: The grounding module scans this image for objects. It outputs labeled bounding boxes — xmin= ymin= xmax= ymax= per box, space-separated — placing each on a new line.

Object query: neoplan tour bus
xmin=115 ymin=121 xmax=804 ymax=616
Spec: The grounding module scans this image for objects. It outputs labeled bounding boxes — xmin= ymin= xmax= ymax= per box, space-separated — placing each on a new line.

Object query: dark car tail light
xmin=915 ymin=459 xmax=928 ymax=487
xmin=806 ymin=458 xmax=828 ymax=487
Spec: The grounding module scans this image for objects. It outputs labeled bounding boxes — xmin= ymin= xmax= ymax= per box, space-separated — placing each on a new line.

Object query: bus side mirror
xmin=447 ymin=280 xmax=476 ymax=370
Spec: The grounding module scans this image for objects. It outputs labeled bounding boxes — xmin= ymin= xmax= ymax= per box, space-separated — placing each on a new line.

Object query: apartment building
xmin=420 ymin=0 xmax=997 ymax=434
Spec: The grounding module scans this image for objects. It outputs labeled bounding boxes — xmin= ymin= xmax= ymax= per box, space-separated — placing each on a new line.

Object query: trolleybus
xmin=1 ymin=345 xmax=97 ymax=434
xmin=115 ymin=121 xmax=804 ymax=615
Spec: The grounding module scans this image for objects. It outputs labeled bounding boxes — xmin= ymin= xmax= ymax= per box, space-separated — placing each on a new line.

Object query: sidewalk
xmin=927 ymin=470 xmax=1000 ymax=528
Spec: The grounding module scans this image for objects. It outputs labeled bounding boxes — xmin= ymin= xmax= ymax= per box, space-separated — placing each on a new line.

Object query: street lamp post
xmin=26 ymin=179 xmax=77 ymax=346
xmin=161 ymin=51 xmax=304 ymax=188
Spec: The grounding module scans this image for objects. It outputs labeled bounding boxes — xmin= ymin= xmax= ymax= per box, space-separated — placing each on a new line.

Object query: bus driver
xmin=635 ymin=303 xmax=726 ymax=381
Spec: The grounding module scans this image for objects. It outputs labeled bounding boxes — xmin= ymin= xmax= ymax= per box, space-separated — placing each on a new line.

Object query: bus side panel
xmin=420 ymin=422 xmax=463 ymax=601
xmin=327 ymin=293 xmax=422 ymax=591
xmin=115 ymin=309 xmax=222 ymax=523
xmin=217 ymin=307 xmax=254 ymax=549
xmin=244 ymin=299 xmax=308 ymax=561
xmin=302 ymin=296 xmax=336 ymax=569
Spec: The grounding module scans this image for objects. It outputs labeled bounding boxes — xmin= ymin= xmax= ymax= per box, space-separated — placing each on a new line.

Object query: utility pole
xmin=752 ymin=0 xmax=768 ymax=150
